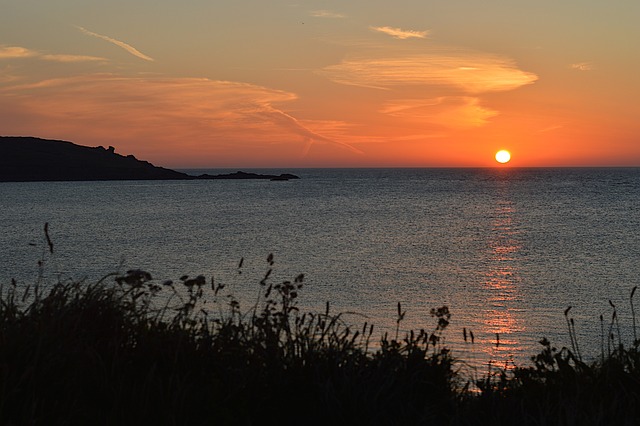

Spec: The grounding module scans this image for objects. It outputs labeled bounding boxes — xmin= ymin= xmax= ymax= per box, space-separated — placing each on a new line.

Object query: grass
xmin=2 ymin=254 xmax=640 ymax=425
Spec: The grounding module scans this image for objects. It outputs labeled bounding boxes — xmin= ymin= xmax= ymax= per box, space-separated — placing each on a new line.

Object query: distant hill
xmin=0 ymin=137 xmax=189 ymax=182
xmin=0 ymin=137 xmax=299 ymax=182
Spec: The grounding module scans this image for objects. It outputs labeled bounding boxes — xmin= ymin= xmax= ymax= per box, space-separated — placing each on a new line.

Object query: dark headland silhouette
xmin=0 ymin=137 xmax=299 ymax=182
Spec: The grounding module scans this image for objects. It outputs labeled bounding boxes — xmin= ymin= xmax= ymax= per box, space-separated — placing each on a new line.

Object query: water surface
xmin=2 ymin=168 xmax=639 ymax=369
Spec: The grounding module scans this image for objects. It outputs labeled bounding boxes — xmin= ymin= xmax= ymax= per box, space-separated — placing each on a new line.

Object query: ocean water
xmin=1 ymin=168 xmax=639 ymax=369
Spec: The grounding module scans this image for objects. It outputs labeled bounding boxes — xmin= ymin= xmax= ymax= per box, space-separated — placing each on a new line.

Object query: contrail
xmin=264 ymin=106 xmax=363 ymax=155
xmin=77 ymin=26 xmax=154 ymax=62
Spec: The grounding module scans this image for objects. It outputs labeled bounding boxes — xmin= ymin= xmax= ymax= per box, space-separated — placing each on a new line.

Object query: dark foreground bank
xmin=2 ymin=263 xmax=640 ymax=425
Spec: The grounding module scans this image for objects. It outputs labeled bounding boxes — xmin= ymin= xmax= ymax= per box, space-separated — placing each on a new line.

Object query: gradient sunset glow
xmin=1 ymin=2 xmax=639 ymax=168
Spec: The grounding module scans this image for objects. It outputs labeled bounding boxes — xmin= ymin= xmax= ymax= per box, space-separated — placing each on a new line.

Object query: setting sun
xmin=495 ymin=150 xmax=511 ymax=164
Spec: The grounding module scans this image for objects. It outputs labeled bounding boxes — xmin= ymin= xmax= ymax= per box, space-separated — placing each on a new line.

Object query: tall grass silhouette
xmin=2 ymin=227 xmax=640 ymax=424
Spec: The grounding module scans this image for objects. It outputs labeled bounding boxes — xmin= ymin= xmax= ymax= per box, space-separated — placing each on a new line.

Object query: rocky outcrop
xmin=0 ymin=137 xmax=189 ymax=182
xmin=196 ymin=171 xmax=299 ymax=181
xmin=0 ymin=137 xmax=299 ymax=182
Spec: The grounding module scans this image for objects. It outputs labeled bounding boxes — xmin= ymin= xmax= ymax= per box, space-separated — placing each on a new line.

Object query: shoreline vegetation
xmin=2 ymin=249 xmax=640 ymax=425
xmin=0 ymin=136 xmax=299 ymax=182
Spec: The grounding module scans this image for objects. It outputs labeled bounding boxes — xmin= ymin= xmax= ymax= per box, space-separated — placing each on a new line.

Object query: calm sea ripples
xmin=1 ymin=168 xmax=639 ymax=369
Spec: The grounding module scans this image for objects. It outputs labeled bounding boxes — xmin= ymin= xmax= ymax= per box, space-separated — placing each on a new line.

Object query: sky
xmin=1 ymin=0 xmax=639 ymax=168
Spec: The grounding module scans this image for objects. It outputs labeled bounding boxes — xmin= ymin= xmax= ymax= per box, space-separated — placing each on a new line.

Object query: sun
xmin=495 ymin=150 xmax=511 ymax=164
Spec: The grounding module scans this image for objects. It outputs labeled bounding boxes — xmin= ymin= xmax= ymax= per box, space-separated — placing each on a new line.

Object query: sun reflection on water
xmin=477 ymin=195 xmax=525 ymax=368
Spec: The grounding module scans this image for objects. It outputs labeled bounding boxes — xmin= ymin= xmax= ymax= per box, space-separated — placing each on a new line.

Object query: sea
xmin=1 ymin=167 xmax=639 ymax=371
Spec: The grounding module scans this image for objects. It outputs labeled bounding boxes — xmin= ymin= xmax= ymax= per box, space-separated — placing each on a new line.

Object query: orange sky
xmin=1 ymin=1 xmax=639 ymax=168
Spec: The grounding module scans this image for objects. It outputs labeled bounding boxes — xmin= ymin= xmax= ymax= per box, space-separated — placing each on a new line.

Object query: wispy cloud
xmin=571 ymin=62 xmax=593 ymax=71
xmin=0 ymin=74 xmax=359 ymax=161
xmin=310 ymin=10 xmax=345 ymax=19
xmin=0 ymin=45 xmax=105 ymax=62
xmin=319 ymin=50 xmax=538 ymax=93
xmin=370 ymin=26 xmax=429 ymax=40
xmin=0 ymin=46 xmax=38 ymax=59
xmin=381 ymin=97 xmax=498 ymax=128
xmin=41 ymin=54 xmax=105 ymax=62
xmin=77 ymin=26 xmax=154 ymax=62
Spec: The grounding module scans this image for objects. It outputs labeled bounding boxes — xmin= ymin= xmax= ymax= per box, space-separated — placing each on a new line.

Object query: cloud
xmin=370 ymin=26 xmax=429 ymax=40
xmin=77 ymin=26 xmax=154 ymax=62
xmin=0 ymin=45 xmax=105 ymax=62
xmin=571 ymin=62 xmax=593 ymax=71
xmin=0 ymin=74 xmax=358 ymax=160
xmin=380 ymin=97 xmax=498 ymax=128
xmin=319 ymin=50 xmax=538 ymax=93
xmin=310 ymin=10 xmax=345 ymax=19
xmin=41 ymin=54 xmax=106 ymax=62
xmin=0 ymin=46 xmax=38 ymax=59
